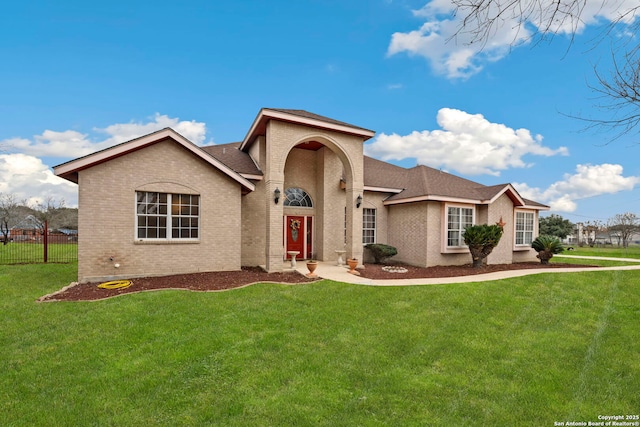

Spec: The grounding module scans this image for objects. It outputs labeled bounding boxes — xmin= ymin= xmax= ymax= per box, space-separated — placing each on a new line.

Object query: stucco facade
xmin=55 ymin=108 xmax=547 ymax=283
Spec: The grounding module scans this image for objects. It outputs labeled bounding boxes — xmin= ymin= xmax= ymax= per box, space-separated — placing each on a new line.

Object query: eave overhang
xmin=382 ymin=184 xmax=548 ymax=209
xmin=53 ymin=128 xmax=255 ymax=192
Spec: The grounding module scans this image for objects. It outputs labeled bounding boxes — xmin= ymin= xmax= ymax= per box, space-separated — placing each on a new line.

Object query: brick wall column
xmin=265 ymin=178 xmax=284 ymax=272
xmin=345 ymin=184 xmax=364 ymax=266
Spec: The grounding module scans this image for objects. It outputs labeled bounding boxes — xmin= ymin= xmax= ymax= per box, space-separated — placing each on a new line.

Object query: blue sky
xmin=1 ymin=0 xmax=639 ymax=223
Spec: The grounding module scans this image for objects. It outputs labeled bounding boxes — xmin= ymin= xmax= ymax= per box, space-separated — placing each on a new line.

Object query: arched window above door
xmin=284 ymin=188 xmax=313 ymax=207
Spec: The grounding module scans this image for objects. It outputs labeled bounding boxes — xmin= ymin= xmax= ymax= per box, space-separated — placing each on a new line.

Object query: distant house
xmin=54 ymin=109 xmax=548 ymax=283
xmin=10 ymin=215 xmax=42 ymax=242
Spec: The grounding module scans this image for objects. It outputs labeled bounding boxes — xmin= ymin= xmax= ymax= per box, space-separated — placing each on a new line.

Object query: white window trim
xmin=362 ymin=208 xmax=376 ymax=245
xmin=135 ymin=192 xmax=201 ymax=243
xmin=442 ymin=203 xmax=475 ymax=253
xmin=513 ymin=209 xmax=535 ymax=250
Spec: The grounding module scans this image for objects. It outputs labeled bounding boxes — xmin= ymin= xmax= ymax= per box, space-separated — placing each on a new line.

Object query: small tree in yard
xmin=463 ymin=224 xmax=503 ymax=268
xmin=532 ymin=235 xmax=564 ymax=265
xmin=607 ymin=212 xmax=640 ymax=248
xmin=0 ymin=193 xmax=23 ymax=245
xmin=365 ymin=244 xmax=398 ymax=264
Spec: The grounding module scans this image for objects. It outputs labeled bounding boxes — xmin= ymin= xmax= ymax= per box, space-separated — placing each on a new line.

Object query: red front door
xmin=285 ymin=216 xmax=312 ymax=259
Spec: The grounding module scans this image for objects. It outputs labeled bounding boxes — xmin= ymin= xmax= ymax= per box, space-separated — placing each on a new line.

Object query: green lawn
xmin=0 ymin=243 xmax=77 ymax=264
xmin=1 ymin=263 xmax=638 ymax=425
xmin=562 ymin=245 xmax=640 ymax=259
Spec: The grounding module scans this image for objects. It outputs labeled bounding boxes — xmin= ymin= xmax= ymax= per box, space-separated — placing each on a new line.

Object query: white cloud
xmin=0 ymin=114 xmax=209 ymax=208
xmin=96 ymin=113 xmax=207 ymax=147
xmin=4 ymin=131 xmax=94 ymax=158
xmin=0 ymin=153 xmax=78 ymax=207
xmin=389 ymin=0 xmax=640 ymax=79
xmin=365 ymin=107 xmax=567 ymax=176
xmin=515 ymin=163 xmax=640 ymax=212
xmin=1 ymin=113 xmax=208 ymax=158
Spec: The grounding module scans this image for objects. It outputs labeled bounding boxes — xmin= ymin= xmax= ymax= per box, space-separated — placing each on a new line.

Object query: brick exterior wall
xmin=382 ymin=195 xmax=540 ymax=268
xmin=241 ymin=136 xmax=267 ymax=266
xmin=77 ymin=139 xmax=242 ymax=283
xmin=388 ymin=202 xmax=430 ymax=266
xmin=262 ymin=120 xmax=366 ymax=271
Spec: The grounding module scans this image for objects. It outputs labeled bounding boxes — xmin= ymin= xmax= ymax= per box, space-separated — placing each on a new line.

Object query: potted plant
xmin=306 ymin=257 xmax=318 ymax=278
xmin=347 ymin=258 xmax=359 ymax=275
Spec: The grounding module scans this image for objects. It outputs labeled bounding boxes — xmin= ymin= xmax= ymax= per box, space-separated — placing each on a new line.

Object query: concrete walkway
xmin=289 ymin=256 xmax=640 ymax=286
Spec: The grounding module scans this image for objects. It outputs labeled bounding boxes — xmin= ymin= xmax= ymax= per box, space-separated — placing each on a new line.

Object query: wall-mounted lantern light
xmin=356 ymin=194 xmax=362 ymax=208
xmin=274 ymin=187 xmax=281 ymax=205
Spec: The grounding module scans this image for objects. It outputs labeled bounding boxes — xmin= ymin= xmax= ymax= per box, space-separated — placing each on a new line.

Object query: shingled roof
xmin=201 ymin=142 xmax=262 ymax=177
xmin=266 ymin=109 xmax=375 ymax=133
xmin=363 ymin=156 xmax=542 ymax=207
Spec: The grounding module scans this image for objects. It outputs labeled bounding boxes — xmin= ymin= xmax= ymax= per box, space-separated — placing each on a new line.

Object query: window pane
xmin=447 ymin=206 xmax=473 ymax=247
xmin=362 ymin=208 xmax=376 ymax=244
xmin=284 ymin=188 xmax=313 ymax=207
xmin=136 ymin=191 xmax=198 ymax=240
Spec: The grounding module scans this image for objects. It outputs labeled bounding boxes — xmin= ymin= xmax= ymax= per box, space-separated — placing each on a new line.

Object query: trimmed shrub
xmin=531 ymin=235 xmax=564 ymax=264
xmin=365 ymin=244 xmax=398 ymax=264
xmin=463 ymin=224 xmax=504 ymax=268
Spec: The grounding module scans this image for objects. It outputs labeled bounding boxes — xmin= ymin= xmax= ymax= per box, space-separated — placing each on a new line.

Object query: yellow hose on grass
xmin=97 ymin=280 xmax=132 ymax=290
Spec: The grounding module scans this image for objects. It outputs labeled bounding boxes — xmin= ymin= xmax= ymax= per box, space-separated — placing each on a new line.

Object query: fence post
xmin=44 ymin=220 xmax=48 ymax=263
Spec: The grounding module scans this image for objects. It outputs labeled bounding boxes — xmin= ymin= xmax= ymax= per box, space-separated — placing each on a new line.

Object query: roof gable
xmin=54 ymin=128 xmax=255 ymax=192
xmin=240 ymin=108 xmax=375 ymax=151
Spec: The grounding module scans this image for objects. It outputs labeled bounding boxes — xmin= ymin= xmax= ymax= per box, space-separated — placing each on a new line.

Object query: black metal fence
xmin=0 ymin=229 xmax=77 ymax=264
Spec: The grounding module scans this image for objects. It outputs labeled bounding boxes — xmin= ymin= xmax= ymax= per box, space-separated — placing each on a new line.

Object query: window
xmin=283 ymin=188 xmax=313 ymax=207
xmin=362 ymin=208 xmax=376 ymax=244
xmin=515 ymin=211 xmax=534 ymax=245
xmin=136 ymin=192 xmax=199 ymax=240
xmin=447 ymin=205 xmax=474 ymax=247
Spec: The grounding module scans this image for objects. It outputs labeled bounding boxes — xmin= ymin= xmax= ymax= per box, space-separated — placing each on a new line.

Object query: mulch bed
xmin=39 ymin=262 xmax=596 ymax=302
xmin=358 ymin=261 xmax=595 ymax=279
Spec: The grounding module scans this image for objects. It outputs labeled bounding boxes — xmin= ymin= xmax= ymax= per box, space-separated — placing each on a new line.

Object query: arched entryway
xmin=264 ymin=133 xmax=363 ymax=270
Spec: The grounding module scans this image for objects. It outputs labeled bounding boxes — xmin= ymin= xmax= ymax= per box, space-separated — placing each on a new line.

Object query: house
xmin=54 ymin=108 xmax=548 ymax=283
xmin=9 ymin=215 xmax=43 ymax=242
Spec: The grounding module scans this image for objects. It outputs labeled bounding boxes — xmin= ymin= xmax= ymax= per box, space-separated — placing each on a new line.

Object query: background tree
xmin=463 ymin=224 xmax=504 ymax=268
xmin=539 ymin=214 xmax=574 ymax=239
xmin=452 ymin=0 xmax=640 ymax=141
xmin=0 ymin=193 xmax=25 ymax=245
xmin=607 ymin=212 xmax=640 ymax=248
xmin=31 ymin=197 xmax=70 ymax=234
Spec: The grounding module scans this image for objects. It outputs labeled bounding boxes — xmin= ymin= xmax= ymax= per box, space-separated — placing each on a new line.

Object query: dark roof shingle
xmin=201 ymin=143 xmax=262 ymax=176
